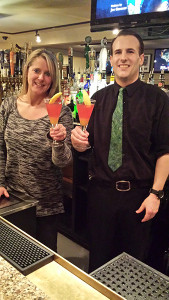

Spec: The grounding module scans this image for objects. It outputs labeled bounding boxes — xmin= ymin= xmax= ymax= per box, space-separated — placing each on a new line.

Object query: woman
xmin=0 ymin=49 xmax=73 ymax=251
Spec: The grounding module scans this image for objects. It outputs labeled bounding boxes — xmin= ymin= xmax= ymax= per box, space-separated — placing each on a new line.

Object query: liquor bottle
xmin=77 ymin=68 xmax=81 ymax=80
xmin=72 ymin=103 xmax=79 ymax=123
xmin=147 ymin=71 xmax=151 ymax=84
xmin=0 ymin=76 xmax=3 ymax=104
xmin=97 ymin=70 xmax=102 ymax=90
xmin=10 ymin=44 xmax=16 ymax=77
xmin=0 ymin=50 xmax=4 ymax=77
xmin=76 ymin=87 xmax=83 ymax=103
xmin=110 ymin=71 xmax=115 ymax=84
xmin=79 ymin=73 xmax=84 ymax=89
xmin=83 ymin=69 xmax=87 ymax=83
xmin=67 ymin=97 xmax=74 ymax=112
xmin=84 ymin=44 xmax=90 ymax=70
xmin=3 ymin=49 xmax=10 ymax=78
xmin=150 ymin=68 xmax=154 ymax=85
xmin=99 ymin=72 xmax=107 ymax=90
xmin=158 ymin=69 xmax=165 ymax=89
xmin=89 ymin=47 xmax=96 ymax=73
xmin=63 ymin=78 xmax=70 ymax=105
xmin=140 ymin=67 xmax=145 ymax=82
xmin=77 ymin=68 xmax=81 ymax=86
xmin=89 ymin=69 xmax=98 ymax=96
xmin=99 ymin=37 xmax=108 ymax=74
xmin=68 ymin=47 xmax=73 ymax=78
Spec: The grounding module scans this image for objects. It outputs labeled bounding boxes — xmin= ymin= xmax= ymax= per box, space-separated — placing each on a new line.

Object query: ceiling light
xmin=35 ymin=30 xmax=41 ymax=43
xmin=112 ymin=28 xmax=119 ymax=35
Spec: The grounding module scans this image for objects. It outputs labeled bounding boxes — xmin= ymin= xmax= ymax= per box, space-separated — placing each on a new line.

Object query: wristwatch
xmin=149 ymin=188 xmax=164 ymax=200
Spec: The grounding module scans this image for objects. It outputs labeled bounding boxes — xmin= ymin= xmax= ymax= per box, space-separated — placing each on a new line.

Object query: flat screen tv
xmin=91 ymin=0 xmax=169 ymax=31
xmin=154 ymin=48 xmax=169 ymax=72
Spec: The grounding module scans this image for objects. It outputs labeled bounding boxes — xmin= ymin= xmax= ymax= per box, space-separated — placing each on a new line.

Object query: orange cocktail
xmin=44 ymin=93 xmax=63 ymax=145
xmin=77 ymin=103 xmax=94 ymax=127
xmin=45 ymin=102 xmax=62 ymax=126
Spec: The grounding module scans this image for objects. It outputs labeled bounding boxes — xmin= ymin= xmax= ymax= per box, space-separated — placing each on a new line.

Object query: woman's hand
xmin=71 ymin=126 xmax=90 ymax=152
xmin=0 ymin=187 xmax=9 ymax=198
xmin=50 ymin=124 xmax=66 ymax=142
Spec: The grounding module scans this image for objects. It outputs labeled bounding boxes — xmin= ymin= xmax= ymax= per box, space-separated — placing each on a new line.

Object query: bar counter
xmin=0 ymin=256 xmax=50 ymax=300
xmin=0 ymin=217 xmax=124 ymax=300
xmin=0 ymin=255 xmax=112 ymax=300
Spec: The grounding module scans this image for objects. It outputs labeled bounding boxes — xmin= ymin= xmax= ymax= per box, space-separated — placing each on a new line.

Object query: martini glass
xmin=76 ymin=98 xmax=95 ymax=149
xmin=44 ymin=97 xmax=63 ymax=145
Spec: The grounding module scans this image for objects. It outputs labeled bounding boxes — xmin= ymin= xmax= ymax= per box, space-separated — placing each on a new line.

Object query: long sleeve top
xmin=0 ymin=96 xmax=73 ymax=216
xmin=88 ymin=79 xmax=169 ymax=183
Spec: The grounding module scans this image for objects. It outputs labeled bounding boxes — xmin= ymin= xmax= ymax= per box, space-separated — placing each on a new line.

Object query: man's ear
xmin=140 ymin=53 xmax=144 ymax=66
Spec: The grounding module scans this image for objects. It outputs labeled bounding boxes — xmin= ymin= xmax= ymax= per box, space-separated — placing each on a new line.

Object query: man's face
xmin=110 ymin=35 xmax=144 ymax=87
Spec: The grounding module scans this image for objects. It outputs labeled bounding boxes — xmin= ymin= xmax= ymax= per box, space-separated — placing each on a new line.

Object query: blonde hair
xmin=20 ymin=49 xmax=58 ymax=98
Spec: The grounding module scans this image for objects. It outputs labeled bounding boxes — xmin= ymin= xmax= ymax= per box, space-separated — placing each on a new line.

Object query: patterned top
xmin=0 ymin=96 xmax=73 ymax=217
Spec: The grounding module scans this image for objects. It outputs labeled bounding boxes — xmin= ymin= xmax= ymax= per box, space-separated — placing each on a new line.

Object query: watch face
xmin=158 ymin=191 xmax=164 ymax=199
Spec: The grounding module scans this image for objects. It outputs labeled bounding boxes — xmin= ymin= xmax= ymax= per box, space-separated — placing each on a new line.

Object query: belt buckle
xmin=116 ymin=180 xmax=131 ymax=192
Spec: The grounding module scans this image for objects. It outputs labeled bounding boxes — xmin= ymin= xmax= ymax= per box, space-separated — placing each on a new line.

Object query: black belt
xmin=91 ymin=178 xmax=152 ymax=192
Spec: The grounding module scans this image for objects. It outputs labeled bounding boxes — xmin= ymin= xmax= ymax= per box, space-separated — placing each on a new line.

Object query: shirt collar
xmin=114 ymin=78 xmax=141 ymax=97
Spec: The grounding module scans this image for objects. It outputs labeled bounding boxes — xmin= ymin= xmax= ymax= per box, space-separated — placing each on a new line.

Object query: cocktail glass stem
xmin=51 ymin=124 xmax=60 ymax=145
xmin=81 ymin=125 xmax=87 ymax=132
xmin=81 ymin=125 xmax=91 ymax=149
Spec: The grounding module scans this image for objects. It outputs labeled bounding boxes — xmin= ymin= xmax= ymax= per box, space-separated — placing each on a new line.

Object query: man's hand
xmin=71 ymin=126 xmax=90 ymax=152
xmin=50 ymin=124 xmax=66 ymax=142
xmin=136 ymin=193 xmax=160 ymax=222
xmin=0 ymin=187 xmax=9 ymax=198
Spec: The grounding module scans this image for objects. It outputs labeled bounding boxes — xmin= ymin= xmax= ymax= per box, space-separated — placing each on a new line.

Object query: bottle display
xmin=1 ymin=38 xmax=168 ymax=110
xmin=0 ymin=43 xmax=32 ymax=103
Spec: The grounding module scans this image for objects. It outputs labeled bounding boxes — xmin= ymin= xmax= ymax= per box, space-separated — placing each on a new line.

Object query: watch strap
xmin=149 ymin=188 xmax=164 ymax=199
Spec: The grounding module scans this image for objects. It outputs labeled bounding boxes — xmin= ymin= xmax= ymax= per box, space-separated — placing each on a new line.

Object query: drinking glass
xmin=44 ymin=97 xmax=63 ymax=145
xmin=76 ymin=98 xmax=95 ymax=149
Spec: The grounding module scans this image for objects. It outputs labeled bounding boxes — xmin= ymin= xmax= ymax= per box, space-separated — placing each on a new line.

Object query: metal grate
xmin=90 ymin=253 xmax=169 ymax=300
xmin=0 ymin=219 xmax=54 ymax=275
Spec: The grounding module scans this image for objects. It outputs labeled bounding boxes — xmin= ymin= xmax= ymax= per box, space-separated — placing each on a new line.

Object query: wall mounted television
xmin=91 ymin=0 xmax=169 ymax=32
xmin=154 ymin=48 xmax=169 ymax=72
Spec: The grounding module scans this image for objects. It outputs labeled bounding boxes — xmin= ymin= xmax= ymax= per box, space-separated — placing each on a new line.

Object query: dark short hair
xmin=111 ymin=29 xmax=144 ymax=56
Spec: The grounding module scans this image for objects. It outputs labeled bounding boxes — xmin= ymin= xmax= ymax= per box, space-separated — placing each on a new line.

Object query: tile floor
xmin=57 ymin=233 xmax=89 ymax=273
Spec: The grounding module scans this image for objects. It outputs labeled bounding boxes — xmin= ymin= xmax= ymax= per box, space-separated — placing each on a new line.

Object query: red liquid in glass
xmin=46 ymin=103 xmax=62 ymax=126
xmin=77 ymin=103 xmax=94 ymax=127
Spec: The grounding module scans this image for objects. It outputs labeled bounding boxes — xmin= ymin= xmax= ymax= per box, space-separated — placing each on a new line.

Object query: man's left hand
xmin=136 ymin=194 xmax=160 ymax=222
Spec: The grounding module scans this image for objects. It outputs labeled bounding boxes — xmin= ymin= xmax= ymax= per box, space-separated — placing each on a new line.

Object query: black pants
xmin=36 ymin=213 xmax=63 ymax=252
xmin=87 ymin=181 xmax=152 ymax=273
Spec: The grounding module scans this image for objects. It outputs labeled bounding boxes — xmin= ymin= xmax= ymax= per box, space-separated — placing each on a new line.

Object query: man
xmin=71 ymin=29 xmax=169 ymax=272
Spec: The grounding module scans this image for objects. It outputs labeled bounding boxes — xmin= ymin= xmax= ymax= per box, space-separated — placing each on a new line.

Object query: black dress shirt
xmin=87 ymin=79 xmax=169 ymax=182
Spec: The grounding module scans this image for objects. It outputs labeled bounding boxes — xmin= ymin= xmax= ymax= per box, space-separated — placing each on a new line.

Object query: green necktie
xmin=108 ymin=87 xmax=124 ymax=171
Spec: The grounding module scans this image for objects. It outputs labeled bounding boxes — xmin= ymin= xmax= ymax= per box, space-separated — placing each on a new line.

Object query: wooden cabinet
xmin=58 ymin=149 xmax=92 ymax=249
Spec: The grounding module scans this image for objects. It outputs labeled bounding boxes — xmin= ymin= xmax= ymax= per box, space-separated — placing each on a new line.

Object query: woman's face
xmin=27 ymin=56 xmax=52 ymax=97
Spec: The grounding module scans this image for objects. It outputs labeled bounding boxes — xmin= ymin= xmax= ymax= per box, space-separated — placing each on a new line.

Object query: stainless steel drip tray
xmin=0 ymin=190 xmax=38 ymax=217
xmin=0 ymin=218 xmax=54 ymax=276
xmin=90 ymin=252 xmax=169 ymax=300
xmin=0 ymin=196 xmax=20 ymax=209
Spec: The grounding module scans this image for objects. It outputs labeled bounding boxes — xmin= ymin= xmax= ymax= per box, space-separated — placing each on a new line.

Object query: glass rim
xmin=44 ymin=97 xmax=63 ymax=104
xmin=76 ymin=99 xmax=96 ymax=104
